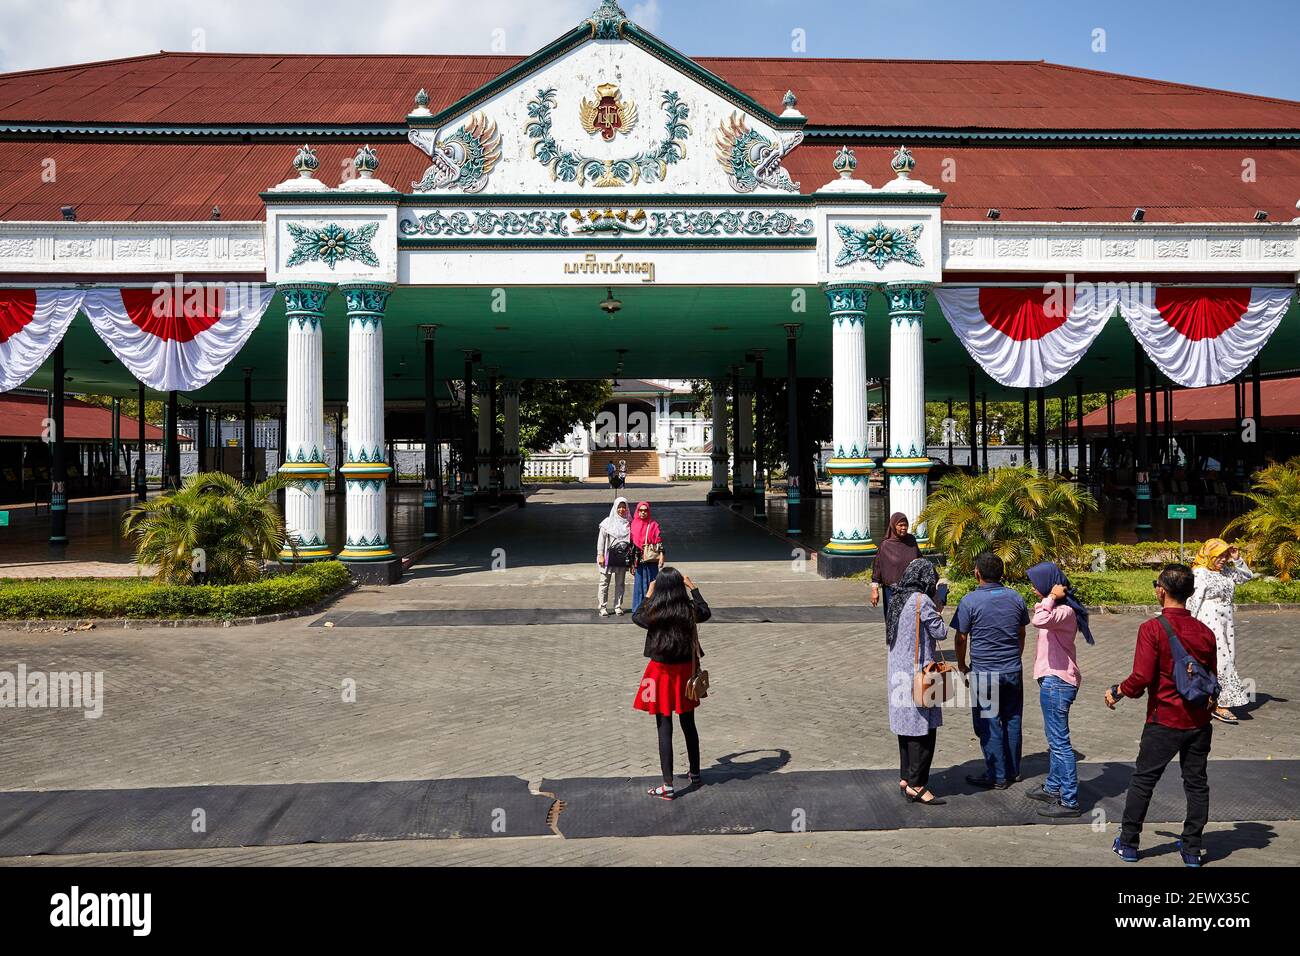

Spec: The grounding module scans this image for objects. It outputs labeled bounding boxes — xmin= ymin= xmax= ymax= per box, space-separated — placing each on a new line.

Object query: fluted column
xmin=337 ymin=282 xmax=394 ymax=562
xmin=708 ymin=378 xmax=731 ymax=501
xmin=823 ymin=283 xmax=875 ymax=556
xmin=884 ymin=282 xmax=932 ymax=541
xmin=502 ymin=380 xmax=522 ymax=496
xmin=277 ymin=282 xmax=333 ymax=562
xmin=735 ymin=372 xmax=754 ymax=497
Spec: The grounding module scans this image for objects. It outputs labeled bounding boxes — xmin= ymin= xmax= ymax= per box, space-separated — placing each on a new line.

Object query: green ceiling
xmin=20 ymin=286 xmax=1300 ymax=406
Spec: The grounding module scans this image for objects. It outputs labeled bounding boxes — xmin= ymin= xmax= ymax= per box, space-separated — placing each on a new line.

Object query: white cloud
xmin=0 ymin=0 xmax=606 ymax=73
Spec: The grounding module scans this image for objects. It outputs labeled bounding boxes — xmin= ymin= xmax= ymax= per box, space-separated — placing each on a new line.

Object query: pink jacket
xmin=1032 ymin=596 xmax=1081 ymax=686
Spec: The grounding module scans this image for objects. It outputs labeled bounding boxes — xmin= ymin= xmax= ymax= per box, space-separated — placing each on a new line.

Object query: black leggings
xmin=897 ymin=729 xmax=938 ymax=789
xmin=655 ymin=712 xmax=700 ymax=783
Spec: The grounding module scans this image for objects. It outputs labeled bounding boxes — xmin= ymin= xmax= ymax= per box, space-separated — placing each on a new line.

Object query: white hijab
xmin=600 ymin=497 xmax=631 ymax=541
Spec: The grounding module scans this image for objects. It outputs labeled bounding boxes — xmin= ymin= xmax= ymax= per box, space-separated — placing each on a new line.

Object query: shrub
xmin=1223 ymin=456 xmax=1300 ymax=580
xmin=0 ymin=562 xmax=351 ymax=621
xmin=918 ymin=467 xmax=1096 ymax=578
xmin=122 ymin=471 xmax=292 ymax=585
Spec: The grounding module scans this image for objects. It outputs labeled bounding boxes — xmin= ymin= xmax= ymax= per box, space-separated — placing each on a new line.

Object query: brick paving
xmin=0 ymin=481 xmax=1295 ymax=865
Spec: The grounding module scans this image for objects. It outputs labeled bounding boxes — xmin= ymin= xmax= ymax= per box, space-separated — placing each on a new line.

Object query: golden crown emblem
xmin=580 ymin=83 xmax=637 ymax=141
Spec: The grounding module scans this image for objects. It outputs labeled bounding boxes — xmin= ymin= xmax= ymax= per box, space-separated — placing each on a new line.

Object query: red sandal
xmin=647 ymin=784 xmax=675 ymax=800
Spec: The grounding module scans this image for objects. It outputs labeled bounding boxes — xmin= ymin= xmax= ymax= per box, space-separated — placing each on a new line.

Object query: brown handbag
xmin=911 ymin=596 xmax=956 ymax=707
xmin=685 ymin=617 xmax=709 ymax=702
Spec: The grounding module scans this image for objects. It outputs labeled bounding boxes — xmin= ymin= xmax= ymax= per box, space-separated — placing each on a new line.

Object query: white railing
xmin=669 ymin=453 xmax=713 ymax=478
xmin=523 ymin=452 xmax=587 ymax=479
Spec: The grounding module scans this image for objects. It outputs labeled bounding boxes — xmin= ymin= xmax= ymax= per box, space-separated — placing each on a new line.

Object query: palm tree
xmin=122 ymin=471 xmax=293 ymax=585
xmin=917 ymin=466 xmax=1097 ymax=578
xmin=1223 ymin=456 xmax=1300 ymax=580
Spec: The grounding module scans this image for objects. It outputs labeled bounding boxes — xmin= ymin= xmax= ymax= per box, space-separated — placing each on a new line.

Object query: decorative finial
xmin=891 ymin=144 xmax=915 ymax=179
xmin=783 ymin=90 xmax=797 ymax=110
xmin=292 ymin=144 xmax=320 ymax=179
xmin=586 ymin=1 xmax=628 ymax=39
xmin=353 ymin=144 xmax=379 ymax=178
xmin=414 ymin=88 xmax=429 ymax=110
xmin=833 ymin=145 xmax=857 ymax=180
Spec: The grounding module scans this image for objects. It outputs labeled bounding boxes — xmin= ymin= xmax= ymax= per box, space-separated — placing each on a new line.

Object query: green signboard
xmin=0 ymin=511 xmax=8 ymax=527
xmin=1167 ymin=504 xmax=1198 ymax=520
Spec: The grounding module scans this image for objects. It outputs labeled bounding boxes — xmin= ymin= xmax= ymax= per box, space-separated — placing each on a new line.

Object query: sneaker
xmin=1026 ymin=785 xmax=1061 ymax=803
xmin=965 ymin=775 xmax=1009 ymax=790
xmin=1175 ymin=840 xmax=1205 ymax=868
xmin=1037 ymin=801 xmax=1083 ymax=818
xmin=1112 ymin=836 xmax=1139 ymax=862
xmin=598 ymin=607 xmax=609 ymax=617
xmin=614 ymin=606 xmax=624 ymax=615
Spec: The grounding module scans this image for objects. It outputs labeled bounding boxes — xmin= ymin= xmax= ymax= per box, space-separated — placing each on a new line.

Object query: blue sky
xmin=1 ymin=0 xmax=1296 ymax=102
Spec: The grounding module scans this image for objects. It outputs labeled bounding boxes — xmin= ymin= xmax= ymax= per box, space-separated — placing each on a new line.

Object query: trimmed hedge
xmin=1059 ymin=541 xmax=1212 ymax=572
xmin=942 ymin=569 xmax=1300 ymax=607
xmin=0 ymin=561 xmax=352 ymax=621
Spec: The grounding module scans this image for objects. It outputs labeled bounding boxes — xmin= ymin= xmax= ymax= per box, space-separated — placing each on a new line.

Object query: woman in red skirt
xmin=631 ymin=566 xmax=711 ymax=800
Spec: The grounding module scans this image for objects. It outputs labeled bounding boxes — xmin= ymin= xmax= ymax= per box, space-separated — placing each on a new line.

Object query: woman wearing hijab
xmin=629 ymin=501 xmax=665 ymax=613
xmin=596 ymin=496 xmax=633 ymax=616
xmin=1025 ymin=561 xmax=1095 ymax=817
xmin=885 ymin=557 xmax=949 ymax=806
xmin=632 ymin=566 xmax=711 ymax=800
xmin=871 ymin=512 xmax=922 ymax=616
xmin=1187 ymin=538 xmax=1253 ymax=724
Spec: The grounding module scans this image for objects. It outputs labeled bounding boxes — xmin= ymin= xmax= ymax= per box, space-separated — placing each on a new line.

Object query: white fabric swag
xmin=0 ymin=289 xmax=85 ymax=392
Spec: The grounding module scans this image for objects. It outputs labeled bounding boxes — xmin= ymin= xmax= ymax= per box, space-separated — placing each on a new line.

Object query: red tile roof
xmin=1080 ymin=377 xmax=1300 ymax=433
xmin=2 ymin=140 xmax=1296 ymax=223
xmin=0 ymin=392 xmax=175 ymax=441
xmin=1 ymin=52 xmax=1299 ymax=130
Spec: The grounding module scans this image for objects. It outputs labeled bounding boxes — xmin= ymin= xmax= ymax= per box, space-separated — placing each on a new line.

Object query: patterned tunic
xmin=1187 ymin=559 xmax=1253 ymax=708
xmin=887 ymin=592 xmax=948 ymax=736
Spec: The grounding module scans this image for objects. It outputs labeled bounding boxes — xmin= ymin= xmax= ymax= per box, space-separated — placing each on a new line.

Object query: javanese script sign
xmin=563 ymin=252 xmax=655 ymax=283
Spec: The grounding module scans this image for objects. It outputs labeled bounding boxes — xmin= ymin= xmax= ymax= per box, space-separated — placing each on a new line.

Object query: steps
xmin=589 ymin=449 xmax=660 ymax=479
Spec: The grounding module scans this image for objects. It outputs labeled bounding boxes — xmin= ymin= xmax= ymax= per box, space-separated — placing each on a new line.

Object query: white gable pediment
xmin=406 ymin=6 xmax=805 ymax=197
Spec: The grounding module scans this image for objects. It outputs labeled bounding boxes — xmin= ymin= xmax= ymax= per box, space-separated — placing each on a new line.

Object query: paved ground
xmin=0 ymin=480 xmax=1295 ymax=865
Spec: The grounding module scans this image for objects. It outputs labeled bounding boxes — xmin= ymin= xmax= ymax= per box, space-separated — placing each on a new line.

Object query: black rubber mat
xmin=0 ymin=777 xmax=551 ymax=857
xmin=314 ymin=606 xmax=874 ymax=627
xmin=542 ymin=759 xmax=1299 ymax=839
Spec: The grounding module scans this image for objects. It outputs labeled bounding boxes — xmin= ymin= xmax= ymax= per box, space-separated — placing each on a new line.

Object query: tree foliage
xmin=122 ymin=471 xmax=291 ymax=585
xmin=518 ymin=379 xmax=613 ymax=452
xmin=1223 ymin=456 xmax=1300 ymax=580
xmin=917 ymin=466 xmax=1097 ymax=578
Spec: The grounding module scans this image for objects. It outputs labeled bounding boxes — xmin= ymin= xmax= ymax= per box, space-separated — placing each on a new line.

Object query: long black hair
xmin=639 ymin=566 xmax=696 ymax=660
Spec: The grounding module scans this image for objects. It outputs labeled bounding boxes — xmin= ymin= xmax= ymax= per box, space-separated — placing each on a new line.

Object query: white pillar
xmin=502 ymin=380 xmax=521 ymax=495
xmin=337 ymin=282 xmax=394 ymax=562
xmin=476 ymin=381 xmax=491 ymax=492
xmin=884 ymin=282 xmax=932 ymax=541
xmin=822 ymin=283 xmax=875 ymax=556
xmin=277 ymin=282 xmax=332 ymax=562
xmin=709 ymin=378 xmax=730 ymax=498
xmin=736 ymin=372 xmax=754 ymax=496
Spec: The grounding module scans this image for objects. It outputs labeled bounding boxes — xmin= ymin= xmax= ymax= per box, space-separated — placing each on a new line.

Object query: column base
xmin=707 ymin=488 xmax=733 ymax=504
xmin=817 ymin=550 xmax=875 ymax=578
xmin=279 ymin=547 xmax=334 ymax=563
xmin=342 ymin=557 xmax=404 ymax=585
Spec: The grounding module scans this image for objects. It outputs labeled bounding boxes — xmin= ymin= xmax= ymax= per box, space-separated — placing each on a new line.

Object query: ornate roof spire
xmin=783 ymin=90 xmax=797 ymax=110
xmin=890 ymin=144 xmax=916 ymax=179
xmin=353 ymin=144 xmax=379 ymax=178
xmin=292 ymin=144 xmax=320 ymax=179
xmin=586 ymin=1 xmax=628 ymax=39
xmin=833 ymin=145 xmax=857 ymax=180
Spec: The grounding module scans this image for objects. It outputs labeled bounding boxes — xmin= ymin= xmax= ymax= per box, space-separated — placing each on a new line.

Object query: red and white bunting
xmin=0 ymin=289 xmax=85 ymax=393
xmin=1119 ymin=286 xmax=1293 ymax=388
xmin=933 ymin=285 xmax=1119 ymax=388
xmin=83 ymin=284 xmax=274 ymax=392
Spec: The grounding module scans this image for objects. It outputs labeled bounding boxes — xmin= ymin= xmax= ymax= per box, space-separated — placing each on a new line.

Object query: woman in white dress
xmin=1187 ymin=538 xmax=1253 ymax=724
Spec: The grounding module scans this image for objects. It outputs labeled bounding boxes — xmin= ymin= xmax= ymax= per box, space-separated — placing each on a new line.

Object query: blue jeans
xmin=631 ymin=562 xmax=658 ymax=612
xmin=1039 ymin=675 xmax=1079 ymax=807
xmin=970 ymin=670 xmax=1023 ymax=784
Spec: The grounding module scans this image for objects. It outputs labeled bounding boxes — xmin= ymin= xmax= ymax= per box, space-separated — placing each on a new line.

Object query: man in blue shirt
xmin=952 ymin=551 xmax=1030 ymax=789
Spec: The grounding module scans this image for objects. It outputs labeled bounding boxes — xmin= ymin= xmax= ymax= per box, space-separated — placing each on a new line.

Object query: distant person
xmin=1025 ymin=561 xmax=1095 ymax=817
xmin=1105 ymin=564 xmax=1217 ymax=867
xmin=606 ymin=459 xmax=618 ymax=491
xmin=1187 ymin=539 xmax=1253 ymax=724
xmin=630 ymin=501 xmax=665 ymax=613
xmin=596 ymin=496 xmax=632 ymax=616
xmin=886 ymin=558 xmax=949 ymax=806
xmin=871 ymin=512 xmax=921 ymax=617
xmin=952 ymin=552 xmax=1029 ymax=790
xmin=617 ymin=458 xmax=628 ymax=489
xmin=632 ymin=567 xmax=710 ymax=800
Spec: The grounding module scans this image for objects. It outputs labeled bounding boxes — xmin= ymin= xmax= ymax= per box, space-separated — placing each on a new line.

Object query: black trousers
xmin=655 ymin=712 xmax=700 ymax=783
xmin=1121 ymin=721 xmax=1212 ymax=850
xmin=897 ymin=729 xmax=938 ymax=789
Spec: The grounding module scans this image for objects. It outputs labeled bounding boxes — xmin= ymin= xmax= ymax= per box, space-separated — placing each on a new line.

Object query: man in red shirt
xmin=1104 ymin=564 xmax=1218 ymax=866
